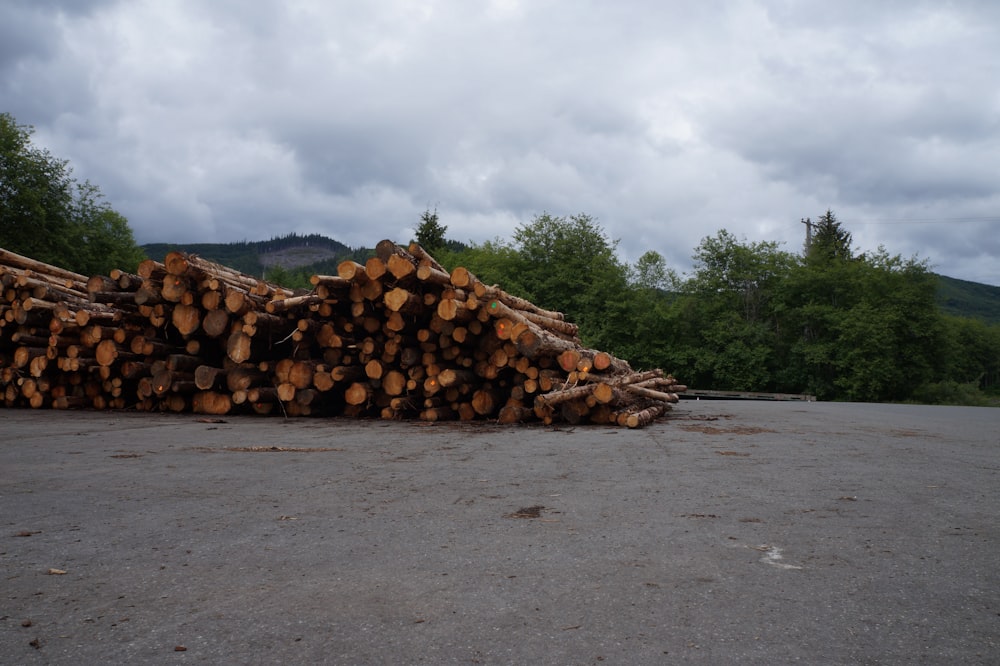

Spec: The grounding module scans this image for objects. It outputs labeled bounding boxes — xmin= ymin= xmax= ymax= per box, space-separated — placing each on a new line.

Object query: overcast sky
xmin=3 ymin=0 xmax=999 ymax=285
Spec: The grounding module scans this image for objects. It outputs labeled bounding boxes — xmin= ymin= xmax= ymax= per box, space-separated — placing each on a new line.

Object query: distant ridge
xmin=935 ymin=274 xmax=1000 ymax=325
xmin=141 ymin=233 xmax=370 ymax=277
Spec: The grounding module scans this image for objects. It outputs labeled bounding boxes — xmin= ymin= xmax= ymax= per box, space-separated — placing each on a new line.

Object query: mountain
xmin=935 ymin=274 xmax=1000 ymax=325
xmin=142 ymin=233 xmax=369 ymax=277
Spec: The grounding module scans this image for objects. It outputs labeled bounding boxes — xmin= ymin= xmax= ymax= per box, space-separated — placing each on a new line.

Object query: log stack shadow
xmin=1 ymin=242 xmax=685 ymax=427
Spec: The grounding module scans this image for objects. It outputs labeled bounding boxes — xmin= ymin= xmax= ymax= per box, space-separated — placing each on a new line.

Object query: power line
xmin=847 ymin=216 xmax=1000 ymax=225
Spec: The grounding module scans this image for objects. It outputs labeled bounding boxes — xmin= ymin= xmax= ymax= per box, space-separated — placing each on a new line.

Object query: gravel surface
xmin=2 ymin=401 xmax=998 ymax=664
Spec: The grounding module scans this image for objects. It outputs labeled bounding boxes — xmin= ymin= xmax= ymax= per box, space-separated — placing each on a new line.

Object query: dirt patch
xmin=259 ymin=246 xmax=343 ymax=269
xmin=505 ymin=505 xmax=546 ymax=519
xmin=675 ymin=413 xmax=730 ymax=422
xmin=224 ymin=446 xmax=345 ymax=453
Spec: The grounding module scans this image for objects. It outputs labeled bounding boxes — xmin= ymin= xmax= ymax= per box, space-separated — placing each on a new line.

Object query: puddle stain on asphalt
xmin=752 ymin=544 xmax=803 ymax=570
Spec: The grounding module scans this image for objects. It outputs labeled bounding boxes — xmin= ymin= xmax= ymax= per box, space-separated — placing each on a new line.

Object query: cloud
xmin=1 ymin=0 xmax=998 ymax=285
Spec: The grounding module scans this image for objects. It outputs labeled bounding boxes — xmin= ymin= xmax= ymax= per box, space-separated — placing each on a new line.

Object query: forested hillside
xmin=142 ymin=232 xmax=369 ymax=282
xmin=935 ymin=275 xmax=1000 ymax=325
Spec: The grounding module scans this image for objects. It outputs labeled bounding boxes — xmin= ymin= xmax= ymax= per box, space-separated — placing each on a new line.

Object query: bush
xmin=908 ymin=380 xmax=995 ymax=407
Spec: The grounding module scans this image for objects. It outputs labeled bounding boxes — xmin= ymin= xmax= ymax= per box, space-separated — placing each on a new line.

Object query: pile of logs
xmin=0 ymin=242 xmax=684 ymax=427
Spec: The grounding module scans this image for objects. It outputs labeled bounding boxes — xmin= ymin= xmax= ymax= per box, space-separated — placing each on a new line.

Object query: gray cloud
xmin=1 ymin=0 xmax=998 ymax=285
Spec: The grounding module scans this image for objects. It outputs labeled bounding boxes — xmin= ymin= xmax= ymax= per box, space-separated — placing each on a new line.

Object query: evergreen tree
xmin=807 ymin=209 xmax=853 ymax=263
xmin=414 ymin=208 xmax=447 ymax=255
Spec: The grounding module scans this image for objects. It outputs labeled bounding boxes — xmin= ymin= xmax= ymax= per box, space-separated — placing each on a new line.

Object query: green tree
xmin=688 ymin=230 xmax=794 ymax=324
xmin=450 ymin=237 xmax=525 ymax=290
xmin=1 ymin=112 xmax=76 ymax=267
xmin=414 ymin=208 xmax=447 ymax=255
xmin=631 ymin=250 xmax=677 ymax=292
xmin=450 ymin=213 xmax=635 ymax=354
xmin=778 ymin=235 xmax=941 ymax=401
xmin=670 ymin=230 xmax=796 ymax=390
xmin=612 ymin=251 xmax=679 ymax=370
xmin=912 ymin=311 xmax=1000 ymax=405
xmin=807 ymin=209 xmax=853 ymax=263
xmin=72 ymin=182 xmax=146 ymax=274
xmin=0 ymin=112 xmax=145 ymax=274
xmin=934 ymin=315 xmax=1000 ymax=387
xmin=510 ymin=213 xmax=631 ymax=350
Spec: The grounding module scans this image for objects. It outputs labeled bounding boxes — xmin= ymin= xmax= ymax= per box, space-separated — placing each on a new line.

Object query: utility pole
xmin=800 ymin=217 xmax=814 ymax=254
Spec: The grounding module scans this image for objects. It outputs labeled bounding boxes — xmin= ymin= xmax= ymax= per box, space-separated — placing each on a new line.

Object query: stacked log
xmin=1 ymin=243 xmax=685 ymax=427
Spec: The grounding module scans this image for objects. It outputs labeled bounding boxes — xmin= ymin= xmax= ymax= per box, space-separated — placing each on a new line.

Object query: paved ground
xmin=1 ymin=401 xmax=998 ymax=664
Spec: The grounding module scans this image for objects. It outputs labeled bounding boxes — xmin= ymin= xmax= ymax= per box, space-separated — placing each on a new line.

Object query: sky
xmin=2 ymin=0 xmax=999 ymax=285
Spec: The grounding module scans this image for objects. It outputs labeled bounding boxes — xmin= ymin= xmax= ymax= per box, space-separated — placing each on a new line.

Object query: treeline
xmin=422 ymin=211 xmax=999 ymax=405
xmin=238 ymin=232 xmax=353 ymax=255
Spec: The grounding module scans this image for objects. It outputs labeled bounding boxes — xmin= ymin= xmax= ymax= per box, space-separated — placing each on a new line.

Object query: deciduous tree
xmin=0 ymin=112 xmax=145 ymax=273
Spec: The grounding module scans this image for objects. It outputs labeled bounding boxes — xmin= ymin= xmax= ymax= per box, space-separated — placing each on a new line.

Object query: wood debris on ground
xmin=0 ymin=242 xmax=685 ymax=427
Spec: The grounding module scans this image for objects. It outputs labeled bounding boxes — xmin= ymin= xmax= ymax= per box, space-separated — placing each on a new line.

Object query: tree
xmin=671 ymin=230 xmax=796 ymax=390
xmin=510 ymin=213 xmax=631 ymax=350
xmin=807 ymin=209 xmax=853 ymax=263
xmin=1 ymin=112 xmax=76 ymax=267
xmin=262 ymin=263 xmax=310 ymax=290
xmin=688 ymin=229 xmax=794 ymax=324
xmin=777 ymin=241 xmax=941 ymax=401
xmin=450 ymin=237 xmax=526 ymax=291
xmin=450 ymin=212 xmax=634 ymax=353
xmin=0 ymin=112 xmax=145 ymax=273
xmin=414 ymin=207 xmax=447 ymax=255
xmin=631 ymin=250 xmax=677 ymax=292
xmin=71 ymin=182 xmax=146 ymax=275
xmin=614 ymin=251 xmax=678 ymax=370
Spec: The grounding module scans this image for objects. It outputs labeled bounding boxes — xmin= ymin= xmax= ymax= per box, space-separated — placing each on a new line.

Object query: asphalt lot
xmin=2 ymin=401 xmax=998 ymax=664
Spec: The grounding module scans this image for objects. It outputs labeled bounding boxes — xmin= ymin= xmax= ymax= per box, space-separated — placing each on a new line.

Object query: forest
xmin=3 ymin=112 xmax=998 ymax=405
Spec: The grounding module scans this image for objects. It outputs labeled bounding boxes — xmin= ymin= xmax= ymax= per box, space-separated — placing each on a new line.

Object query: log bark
xmin=195 ymin=365 xmax=227 ymax=390
xmin=226 ymin=366 xmax=266 ymax=392
xmin=384 ymin=287 xmax=423 ymax=314
xmin=226 ymin=331 xmax=253 ymax=363
xmin=192 ymin=391 xmax=232 ymax=415
xmin=331 ymin=365 xmax=367 ymax=383
xmin=449 ymin=266 xmax=478 ymax=290
xmin=407 ymin=242 xmax=447 ymax=273
xmin=623 ymin=384 xmax=679 ymax=403
xmin=415 ymin=263 xmax=452 ymax=286
xmin=344 ymin=381 xmax=372 ymax=406
xmin=171 ymin=303 xmax=201 ymax=336
xmin=382 ymin=370 xmax=407 ymax=396
xmin=534 ymin=383 xmax=595 ymax=408
xmin=0 ymin=248 xmax=89 ymax=284
xmin=336 ymin=261 xmax=369 ymax=283
xmin=622 ymin=402 xmax=669 ymax=429
xmin=202 ymin=308 xmax=232 ymax=338
xmin=477 ymin=284 xmax=565 ymax=321
xmin=386 ymin=253 xmax=417 ymax=281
